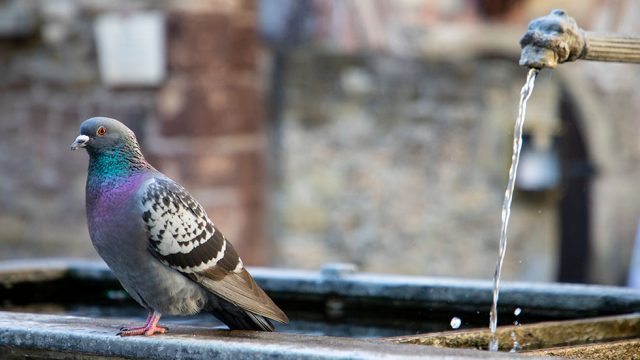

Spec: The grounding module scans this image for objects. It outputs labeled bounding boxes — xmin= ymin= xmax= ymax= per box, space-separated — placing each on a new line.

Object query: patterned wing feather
xmin=140 ymin=177 xmax=288 ymax=323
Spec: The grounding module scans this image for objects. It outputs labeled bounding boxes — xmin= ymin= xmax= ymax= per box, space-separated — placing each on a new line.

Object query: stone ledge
xmin=3 ymin=259 xmax=640 ymax=318
xmin=0 ymin=311 xmax=533 ymax=359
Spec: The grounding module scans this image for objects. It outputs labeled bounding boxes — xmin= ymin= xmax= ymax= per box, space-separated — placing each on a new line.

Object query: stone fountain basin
xmin=1 ymin=259 xmax=640 ymax=358
xmin=391 ymin=313 xmax=640 ymax=357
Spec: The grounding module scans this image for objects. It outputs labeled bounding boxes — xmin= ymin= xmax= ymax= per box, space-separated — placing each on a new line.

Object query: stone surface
xmin=3 ymin=258 xmax=640 ymax=322
xmin=0 ymin=311 xmax=540 ymax=359
xmin=527 ymin=339 xmax=640 ymax=359
xmin=3 ymin=259 xmax=640 ymax=358
xmin=392 ymin=313 xmax=640 ymax=352
xmin=0 ymin=0 xmax=39 ymax=39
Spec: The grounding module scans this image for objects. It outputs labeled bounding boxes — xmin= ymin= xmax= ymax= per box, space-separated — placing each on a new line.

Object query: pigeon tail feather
xmin=210 ymin=298 xmax=276 ymax=331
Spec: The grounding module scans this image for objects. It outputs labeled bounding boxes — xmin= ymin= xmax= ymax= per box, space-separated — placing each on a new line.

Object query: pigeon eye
xmin=96 ymin=126 xmax=107 ymax=136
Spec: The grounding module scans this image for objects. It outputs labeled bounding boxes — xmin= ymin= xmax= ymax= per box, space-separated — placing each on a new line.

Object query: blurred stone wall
xmin=270 ymin=0 xmax=640 ymax=284
xmin=274 ymin=54 xmax=559 ymax=281
xmin=0 ymin=0 xmax=267 ymax=264
xmin=1 ymin=0 xmax=639 ymax=286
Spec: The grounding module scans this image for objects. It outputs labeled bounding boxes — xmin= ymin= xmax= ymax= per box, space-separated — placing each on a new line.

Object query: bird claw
xmin=117 ymin=311 xmax=168 ymax=336
xmin=117 ymin=325 xmax=169 ymax=337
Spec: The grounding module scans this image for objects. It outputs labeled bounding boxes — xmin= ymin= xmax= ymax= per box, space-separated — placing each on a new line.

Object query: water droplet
xmin=450 ymin=317 xmax=462 ymax=329
xmin=514 ymin=307 xmax=522 ymax=316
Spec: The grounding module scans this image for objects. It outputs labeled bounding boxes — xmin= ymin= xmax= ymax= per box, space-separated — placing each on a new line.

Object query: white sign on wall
xmin=95 ymin=11 xmax=166 ymax=87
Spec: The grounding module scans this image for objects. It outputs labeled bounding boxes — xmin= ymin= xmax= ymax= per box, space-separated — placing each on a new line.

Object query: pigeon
xmin=70 ymin=117 xmax=288 ymax=336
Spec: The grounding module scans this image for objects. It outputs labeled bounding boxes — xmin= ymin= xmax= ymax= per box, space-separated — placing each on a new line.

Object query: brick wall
xmin=0 ymin=0 xmax=268 ymax=265
xmin=149 ymin=1 xmax=268 ymax=265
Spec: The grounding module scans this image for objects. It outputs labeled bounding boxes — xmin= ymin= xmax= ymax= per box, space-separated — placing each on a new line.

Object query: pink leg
xmin=117 ymin=311 xmax=168 ymax=336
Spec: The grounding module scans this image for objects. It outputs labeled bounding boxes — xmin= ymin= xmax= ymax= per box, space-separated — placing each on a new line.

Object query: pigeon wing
xmin=140 ymin=177 xmax=288 ymax=323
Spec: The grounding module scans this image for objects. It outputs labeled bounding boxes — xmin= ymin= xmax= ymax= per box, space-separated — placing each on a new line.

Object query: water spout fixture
xmin=519 ymin=9 xmax=640 ymax=69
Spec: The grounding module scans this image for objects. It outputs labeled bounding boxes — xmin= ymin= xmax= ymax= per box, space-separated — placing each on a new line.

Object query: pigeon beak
xmin=70 ymin=135 xmax=90 ymax=150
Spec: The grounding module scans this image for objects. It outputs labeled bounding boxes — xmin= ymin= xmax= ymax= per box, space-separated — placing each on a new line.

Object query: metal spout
xmin=519 ymin=9 xmax=640 ymax=69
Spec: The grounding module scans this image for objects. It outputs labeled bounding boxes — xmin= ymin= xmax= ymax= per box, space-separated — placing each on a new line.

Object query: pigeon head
xmin=71 ymin=117 xmax=139 ymax=154
xmin=71 ymin=117 xmax=152 ymax=180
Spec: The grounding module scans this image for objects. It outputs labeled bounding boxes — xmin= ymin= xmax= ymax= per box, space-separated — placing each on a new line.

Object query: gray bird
xmin=71 ymin=117 xmax=288 ymax=336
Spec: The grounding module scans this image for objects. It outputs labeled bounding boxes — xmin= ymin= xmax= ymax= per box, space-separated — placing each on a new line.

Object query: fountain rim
xmin=1 ymin=258 xmax=640 ymax=317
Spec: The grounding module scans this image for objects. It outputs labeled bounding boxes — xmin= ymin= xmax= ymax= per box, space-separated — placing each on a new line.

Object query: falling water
xmin=510 ymin=307 xmax=523 ymax=352
xmin=489 ymin=68 xmax=539 ymax=352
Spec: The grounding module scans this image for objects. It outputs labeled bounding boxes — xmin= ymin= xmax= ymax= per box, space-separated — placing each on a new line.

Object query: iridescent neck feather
xmin=87 ymin=142 xmax=153 ymax=189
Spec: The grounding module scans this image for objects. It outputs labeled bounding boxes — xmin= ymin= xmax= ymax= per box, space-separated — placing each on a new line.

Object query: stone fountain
xmin=2 ymin=258 xmax=640 ymax=358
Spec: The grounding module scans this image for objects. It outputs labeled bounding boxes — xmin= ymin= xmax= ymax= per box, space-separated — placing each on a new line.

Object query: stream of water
xmin=489 ymin=68 xmax=539 ymax=352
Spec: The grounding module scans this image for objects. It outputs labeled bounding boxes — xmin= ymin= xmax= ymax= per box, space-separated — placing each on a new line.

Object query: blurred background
xmin=1 ymin=0 xmax=639 ymax=286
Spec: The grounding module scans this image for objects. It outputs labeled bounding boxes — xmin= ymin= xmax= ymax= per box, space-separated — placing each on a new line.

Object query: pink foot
xmin=117 ymin=311 xmax=168 ymax=336
xmin=118 ymin=324 xmax=168 ymax=336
